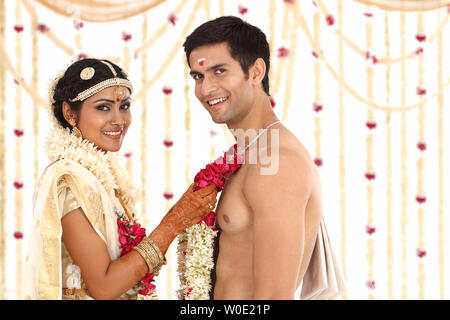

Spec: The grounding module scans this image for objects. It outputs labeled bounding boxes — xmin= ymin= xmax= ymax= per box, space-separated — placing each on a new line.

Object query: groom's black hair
xmin=183 ymin=16 xmax=271 ymax=96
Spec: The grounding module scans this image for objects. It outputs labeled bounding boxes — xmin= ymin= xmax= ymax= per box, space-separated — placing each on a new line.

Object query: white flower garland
xmin=45 ymin=122 xmax=138 ymax=207
xmin=177 ymin=222 xmax=218 ymax=300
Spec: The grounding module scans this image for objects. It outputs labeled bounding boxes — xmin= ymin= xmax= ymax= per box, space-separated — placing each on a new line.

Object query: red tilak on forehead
xmin=197 ymin=58 xmax=205 ymax=66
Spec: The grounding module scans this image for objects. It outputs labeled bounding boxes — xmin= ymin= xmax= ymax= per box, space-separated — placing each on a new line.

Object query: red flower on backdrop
xmin=163 ymin=139 xmax=174 ymax=147
xmin=366 ymin=225 xmax=376 ymax=235
xmin=77 ymin=53 xmax=88 ymax=60
xmin=415 ymin=33 xmax=426 ymax=42
xmin=270 ymin=97 xmax=276 ymax=108
xmin=314 ymin=157 xmax=323 ymax=167
xmin=13 ymin=181 xmax=23 ymax=189
xmin=366 ymin=120 xmax=377 ymax=130
xmin=326 ymin=14 xmax=335 ymax=26
xmin=163 ymin=192 xmax=174 ymax=200
xmin=415 ymin=47 xmax=424 ymax=55
xmin=415 ymin=195 xmax=426 ymax=204
xmin=417 ymin=141 xmax=426 ymax=151
xmin=37 ymin=24 xmax=49 ymax=33
xmin=168 ymin=13 xmax=177 ymax=25
xmin=238 ymin=5 xmax=248 ymax=15
xmin=14 ymin=129 xmax=24 ymax=137
xmin=14 ymin=25 xmax=24 ymax=32
xmin=365 ymin=172 xmax=376 ymax=181
xmin=277 ymin=47 xmax=289 ymax=58
xmin=366 ymin=279 xmax=376 ymax=289
xmin=117 ymin=214 xmax=155 ymax=295
xmin=73 ymin=20 xmax=84 ymax=31
xmin=416 ymin=248 xmax=427 ymax=258
xmin=416 ymin=86 xmax=427 ymax=95
xmin=313 ymin=102 xmax=323 ymax=112
xmin=193 ymin=144 xmax=243 ymax=226
xmin=365 ymin=51 xmax=379 ymax=65
xmin=13 ymin=231 xmax=23 ymax=239
xmin=122 ymin=32 xmax=132 ymax=42
xmin=124 ymin=152 xmax=133 ymax=158
xmin=162 ymin=87 xmax=173 ymax=95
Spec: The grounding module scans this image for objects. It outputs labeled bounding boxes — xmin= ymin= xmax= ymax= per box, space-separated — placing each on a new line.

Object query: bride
xmin=22 ymin=58 xmax=218 ymax=300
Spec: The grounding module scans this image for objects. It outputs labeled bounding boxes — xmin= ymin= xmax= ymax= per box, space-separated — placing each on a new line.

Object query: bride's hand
xmin=162 ymin=183 xmax=218 ymax=236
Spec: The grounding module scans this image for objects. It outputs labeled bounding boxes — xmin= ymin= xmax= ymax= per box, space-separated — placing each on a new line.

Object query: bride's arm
xmin=61 ymin=183 xmax=217 ymax=300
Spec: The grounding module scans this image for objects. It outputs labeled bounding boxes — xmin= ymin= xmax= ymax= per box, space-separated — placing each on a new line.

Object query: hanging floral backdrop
xmin=0 ymin=0 xmax=449 ymax=300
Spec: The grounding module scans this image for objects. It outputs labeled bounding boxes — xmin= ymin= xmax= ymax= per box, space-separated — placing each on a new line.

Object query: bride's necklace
xmin=238 ymin=119 xmax=281 ymax=154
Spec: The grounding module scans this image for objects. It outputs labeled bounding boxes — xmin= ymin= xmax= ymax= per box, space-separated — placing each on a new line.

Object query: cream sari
xmin=22 ymin=124 xmax=140 ymax=300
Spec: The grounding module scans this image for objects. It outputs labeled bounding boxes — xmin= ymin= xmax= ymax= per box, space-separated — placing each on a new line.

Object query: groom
xmin=184 ymin=16 xmax=323 ymax=299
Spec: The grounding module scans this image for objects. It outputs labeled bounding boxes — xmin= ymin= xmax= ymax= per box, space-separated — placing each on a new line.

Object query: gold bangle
xmin=133 ymin=245 xmax=154 ymax=274
xmin=147 ymin=239 xmax=167 ymax=275
xmin=133 ymin=237 xmax=167 ymax=275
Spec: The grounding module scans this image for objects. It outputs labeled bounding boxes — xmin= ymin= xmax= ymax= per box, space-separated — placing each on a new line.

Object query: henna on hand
xmin=148 ymin=183 xmax=218 ymax=255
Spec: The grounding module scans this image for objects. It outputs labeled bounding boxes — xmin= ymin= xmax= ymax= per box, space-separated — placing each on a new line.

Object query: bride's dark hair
xmin=51 ymin=58 xmax=129 ymax=128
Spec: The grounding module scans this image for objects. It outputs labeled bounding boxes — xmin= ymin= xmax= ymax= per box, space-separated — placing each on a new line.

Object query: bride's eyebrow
xmin=94 ymin=97 xmax=131 ymax=104
xmin=94 ymin=98 xmax=115 ymax=103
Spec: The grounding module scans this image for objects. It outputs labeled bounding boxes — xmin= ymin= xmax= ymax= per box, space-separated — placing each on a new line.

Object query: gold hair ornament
xmin=69 ymin=77 xmax=133 ymax=102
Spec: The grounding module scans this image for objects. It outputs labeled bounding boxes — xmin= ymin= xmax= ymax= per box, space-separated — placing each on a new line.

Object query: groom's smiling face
xmin=188 ymin=42 xmax=255 ymax=125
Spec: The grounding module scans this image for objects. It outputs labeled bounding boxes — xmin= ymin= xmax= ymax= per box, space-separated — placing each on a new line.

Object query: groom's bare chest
xmin=215 ymin=165 xmax=253 ymax=235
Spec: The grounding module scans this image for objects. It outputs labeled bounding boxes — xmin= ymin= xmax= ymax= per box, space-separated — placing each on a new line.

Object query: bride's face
xmin=75 ymin=86 xmax=132 ymax=152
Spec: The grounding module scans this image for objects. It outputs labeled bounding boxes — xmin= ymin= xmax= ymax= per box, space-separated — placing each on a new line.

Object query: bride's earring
xmin=68 ymin=118 xmax=82 ymax=139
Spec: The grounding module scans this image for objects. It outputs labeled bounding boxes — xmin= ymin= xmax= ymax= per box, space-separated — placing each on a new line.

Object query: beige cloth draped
xmin=32 ymin=0 xmax=166 ymax=22
xmin=300 ymin=218 xmax=346 ymax=300
xmin=22 ymin=159 xmax=133 ymax=299
xmin=352 ymin=0 xmax=450 ymax=11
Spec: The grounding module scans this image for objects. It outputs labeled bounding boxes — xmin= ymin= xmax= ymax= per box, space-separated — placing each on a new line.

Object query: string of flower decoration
xmin=313 ymin=10 xmax=323 ymax=168
xmin=14 ymin=0 xmax=24 ymax=299
xmin=140 ymin=14 xmax=149 ymax=228
xmin=219 ymin=0 xmax=224 ymax=16
xmin=203 ymin=0 xmax=211 ymax=20
xmin=296 ymin=2 xmax=450 ymax=113
xmin=315 ymin=0 xmax=450 ymax=65
xmin=364 ymin=8 xmax=376 ymax=299
xmin=31 ymin=3 xmax=40 ymax=184
xmin=399 ymin=12 xmax=409 ymax=300
xmin=0 ymin=0 xmax=6 ymax=300
xmin=122 ymin=31 xmax=131 ymax=73
xmin=436 ymin=11 xmax=445 ymax=299
xmin=134 ymin=0 xmax=203 ymax=101
xmin=268 ymin=0 xmax=276 ymax=82
xmin=336 ymin=0 xmax=348 ymax=300
xmin=272 ymin=0 xmax=291 ymax=96
xmin=183 ymin=59 xmax=192 ymax=187
xmin=384 ymin=12 xmax=394 ymax=300
xmin=74 ymin=19 xmax=83 ymax=51
xmin=415 ymin=12 xmax=426 ymax=300
xmin=163 ymin=84 xmax=175 ymax=299
xmin=281 ymin=2 xmax=297 ymax=121
xmin=134 ymin=0 xmax=188 ymax=58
